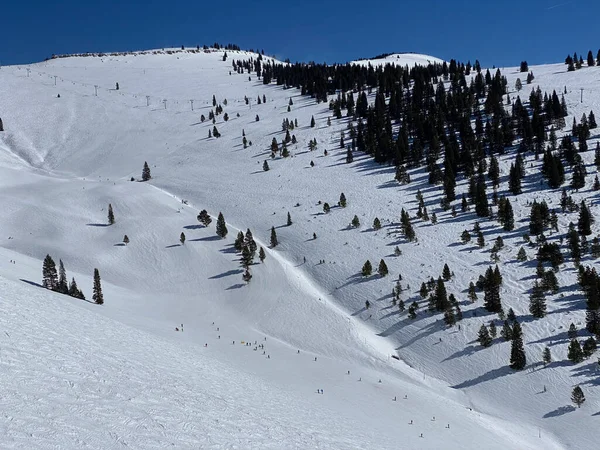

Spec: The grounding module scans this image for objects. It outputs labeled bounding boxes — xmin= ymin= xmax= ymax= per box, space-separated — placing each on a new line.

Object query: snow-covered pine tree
xmin=92 ymin=268 xmax=104 ymax=305
xmin=180 ymin=232 xmax=186 ymax=245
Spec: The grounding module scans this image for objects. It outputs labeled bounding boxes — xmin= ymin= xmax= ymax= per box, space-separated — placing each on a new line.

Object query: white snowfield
xmin=350 ymin=53 xmax=444 ymax=67
xmin=0 ymin=48 xmax=596 ymax=449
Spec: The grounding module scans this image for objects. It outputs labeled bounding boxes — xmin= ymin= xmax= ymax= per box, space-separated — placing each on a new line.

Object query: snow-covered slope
xmin=0 ymin=48 xmax=598 ymax=449
xmin=351 ymin=52 xmax=444 ymax=67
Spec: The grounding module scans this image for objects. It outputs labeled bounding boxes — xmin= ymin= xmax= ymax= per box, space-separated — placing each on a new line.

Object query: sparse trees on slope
xmin=93 ymin=268 xmax=104 ymax=305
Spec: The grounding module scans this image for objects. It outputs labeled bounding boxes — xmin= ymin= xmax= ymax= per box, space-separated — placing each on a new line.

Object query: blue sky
xmin=1 ymin=0 xmax=596 ymax=67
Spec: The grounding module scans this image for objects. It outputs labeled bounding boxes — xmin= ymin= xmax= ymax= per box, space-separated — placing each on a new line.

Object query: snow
xmin=0 ymin=49 xmax=598 ymax=449
xmin=350 ymin=53 xmax=444 ymax=67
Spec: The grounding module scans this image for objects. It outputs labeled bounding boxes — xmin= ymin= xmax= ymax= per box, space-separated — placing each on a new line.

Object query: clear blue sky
xmin=1 ymin=0 xmax=596 ymax=67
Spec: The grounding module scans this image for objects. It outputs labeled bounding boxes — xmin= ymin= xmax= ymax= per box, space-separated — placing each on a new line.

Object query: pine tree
xmin=578 ymin=201 xmax=593 ymax=236
xmin=142 ymin=161 xmax=151 ymax=181
xmin=501 ymin=320 xmax=513 ymax=341
xmin=468 ymin=282 xmax=477 ymax=302
xmin=517 ymin=247 xmax=527 ymax=262
xmin=351 ymin=215 xmax=360 ymax=228
xmin=489 ymin=321 xmax=497 ymax=338
xmin=310 ymin=115 xmax=315 ymax=128
xmin=42 ymin=254 xmax=58 ymax=290
xmin=197 ymin=210 xmax=212 ymax=227
xmin=123 ymin=235 xmax=130 ymax=245
xmin=543 ymin=347 xmax=552 ymax=365
xmin=270 ymin=226 xmax=278 ymax=247
xmin=68 ymin=277 xmax=85 ymax=299
xmin=442 ymin=264 xmax=452 ymax=281
xmin=216 ymin=212 xmax=228 ymax=238
xmin=478 ymin=325 xmax=492 ymax=347
xmin=234 ymin=231 xmax=245 ymax=252
xmin=259 ymin=247 xmax=266 ymax=263
xmin=241 ymin=245 xmax=253 ymax=267
xmin=568 ymin=323 xmax=578 ymax=339
xmin=242 ymin=268 xmax=252 ymax=283
xmin=180 ymin=232 xmax=186 ymax=245
xmin=339 ymin=193 xmax=347 ymax=207
xmin=461 ymin=230 xmax=471 ymax=244
xmin=263 ymin=160 xmax=270 ymax=171
xmin=571 ymin=386 xmax=585 ymax=408
xmin=509 ymin=322 xmax=526 ymax=370
xmin=362 ymin=260 xmax=373 ymax=277
xmin=58 ymin=259 xmax=68 ymax=294
xmin=287 ymin=212 xmax=292 ymax=226
xmin=568 ymin=339 xmax=584 ymax=363
xmin=373 ymin=217 xmax=381 ymax=230
xmin=92 ymin=268 xmax=104 ymax=305
xmin=378 ymin=259 xmax=389 ymax=277
xmin=108 ymin=204 xmax=115 ymax=225
xmin=529 ymin=281 xmax=547 ymax=318
xmin=0 ymin=117 xmax=3 ymax=132
xmin=582 ymin=336 xmax=597 ymax=358
xmin=323 ymin=203 xmax=330 ymax=213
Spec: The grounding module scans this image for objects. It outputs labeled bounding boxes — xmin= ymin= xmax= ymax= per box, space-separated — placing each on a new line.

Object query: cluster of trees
xmin=42 ymin=256 xmax=103 ymax=305
xmin=565 ymin=50 xmax=600 ymax=70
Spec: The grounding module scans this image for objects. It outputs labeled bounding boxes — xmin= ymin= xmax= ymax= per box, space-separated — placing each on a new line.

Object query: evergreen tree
xmin=142 ymin=161 xmax=151 ymax=181
xmin=543 ymin=347 xmax=552 ymax=365
xmin=108 ymin=203 xmax=115 ymax=225
xmin=339 ymin=192 xmax=347 ymax=207
xmin=362 ymin=260 xmax=373 ymax=277
xmin=571 ymin=386 xmax=585 ymax=408
xmin=270 ymin=226 xmax=278 ymax=247
xmin=442 ymin=263 xmax=452 ymax=281
xmin=378 ymin=259 xmax=389 ymax=277
xmin=568 ymin=339 xmax=584 ymax=363
xmin=517 ymin=247 xmax=527 ymax=262
xmin=461 ymin=230 xmax=471 ymax=244
xmin=351 ymin=215 xmax=360 ymax=228
xmin=234 ymin=231 xmax=245 ymax=252
xmin=92 ymin=268 xmax=104 ymax=305
xmin=42 ymin=254 xmax=58 ymax=290
xmin=578 ymin=201 xmax=593 ymax=236
xmin=123 ymin=235 xmax=130 ymax=245
xmin=509 ymin=322 xmax=526 ymax=370
xmin=58 ymin=259 xmax=68 ymax=294
xmin=197 ymin=210 xmax=212 ymax=227
xmin=180 ymin=232 xmax=186 ymax=245
xmin=216 ymin=212 xmax=228 ymax=238
xmin=310 ymin=116 xmax=315 ymax=128
xmin=568 ymin=323 xmax=578 ymax=339
xmin=529 ymin=281 xmax=547 ymax=318
xmin=373 ymin=217 xmax=382 ymax=230
xmin=501 ymin=320 xmax=513 ymax=341
xmin=68 ymin=277 xmax=85 ymax=300
xmin=259 ymin=247 xmax=266 ymax=263
xmin=478 ymin=325 xmax=493 ymax=347
xmin=323 ymin=203 xmax=330 ymax=213
xmin=242 ymin=268 xmax=252 ymax=283
xmin=468 ymin=282 xmax=477 ymax=302
xmin=241 ymin=245 xmax=253 ymax=267
xmin=287 ymin=212 xmax=292 ymax=226
xmin=0 ymin=117 xmax=3 ymax=132
xmin=263 ymin=160 xmax=270 ymax=171
xmin=582 ymin=336 xmax=597 ymax=358
xmin=489 ymin=320 xmax=497 ymax=338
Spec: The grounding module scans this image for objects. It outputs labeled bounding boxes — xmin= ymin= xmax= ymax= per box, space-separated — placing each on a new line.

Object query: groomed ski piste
xmin=0 ymin=47 xmax=598 ymax=449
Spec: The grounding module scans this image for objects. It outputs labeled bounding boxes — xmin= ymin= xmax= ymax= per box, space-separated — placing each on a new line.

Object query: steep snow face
xmin=0 ymin=48 xmax=598 ymax=449
xmin=350 ymin=53 xmax=444 ymax=67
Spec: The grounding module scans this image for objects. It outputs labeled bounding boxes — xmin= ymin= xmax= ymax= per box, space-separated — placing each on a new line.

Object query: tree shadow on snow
xmin=451 ymin=366 xmax=516 ymax=389
xmin=190 ymin=235 xmax=221 ymax=242
xmin=165 ymin=244 xmax=181 ymax=248
xmin=209 ymin=269 xmax=243 ymax=280
xmin=113 ymin=243 xmax=126 ymax=247
xmin=86 ymin=223 xmax=110 ymax=227
xmin=226 ymin=283 xmax=245 ymax=290
xmin=20 ymin=279 xmax=44 ymax=288
xmin=542 ymin=405 xmax=575 ymax=418
xmin=184 ymin=224 xmax=205 ymax=230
